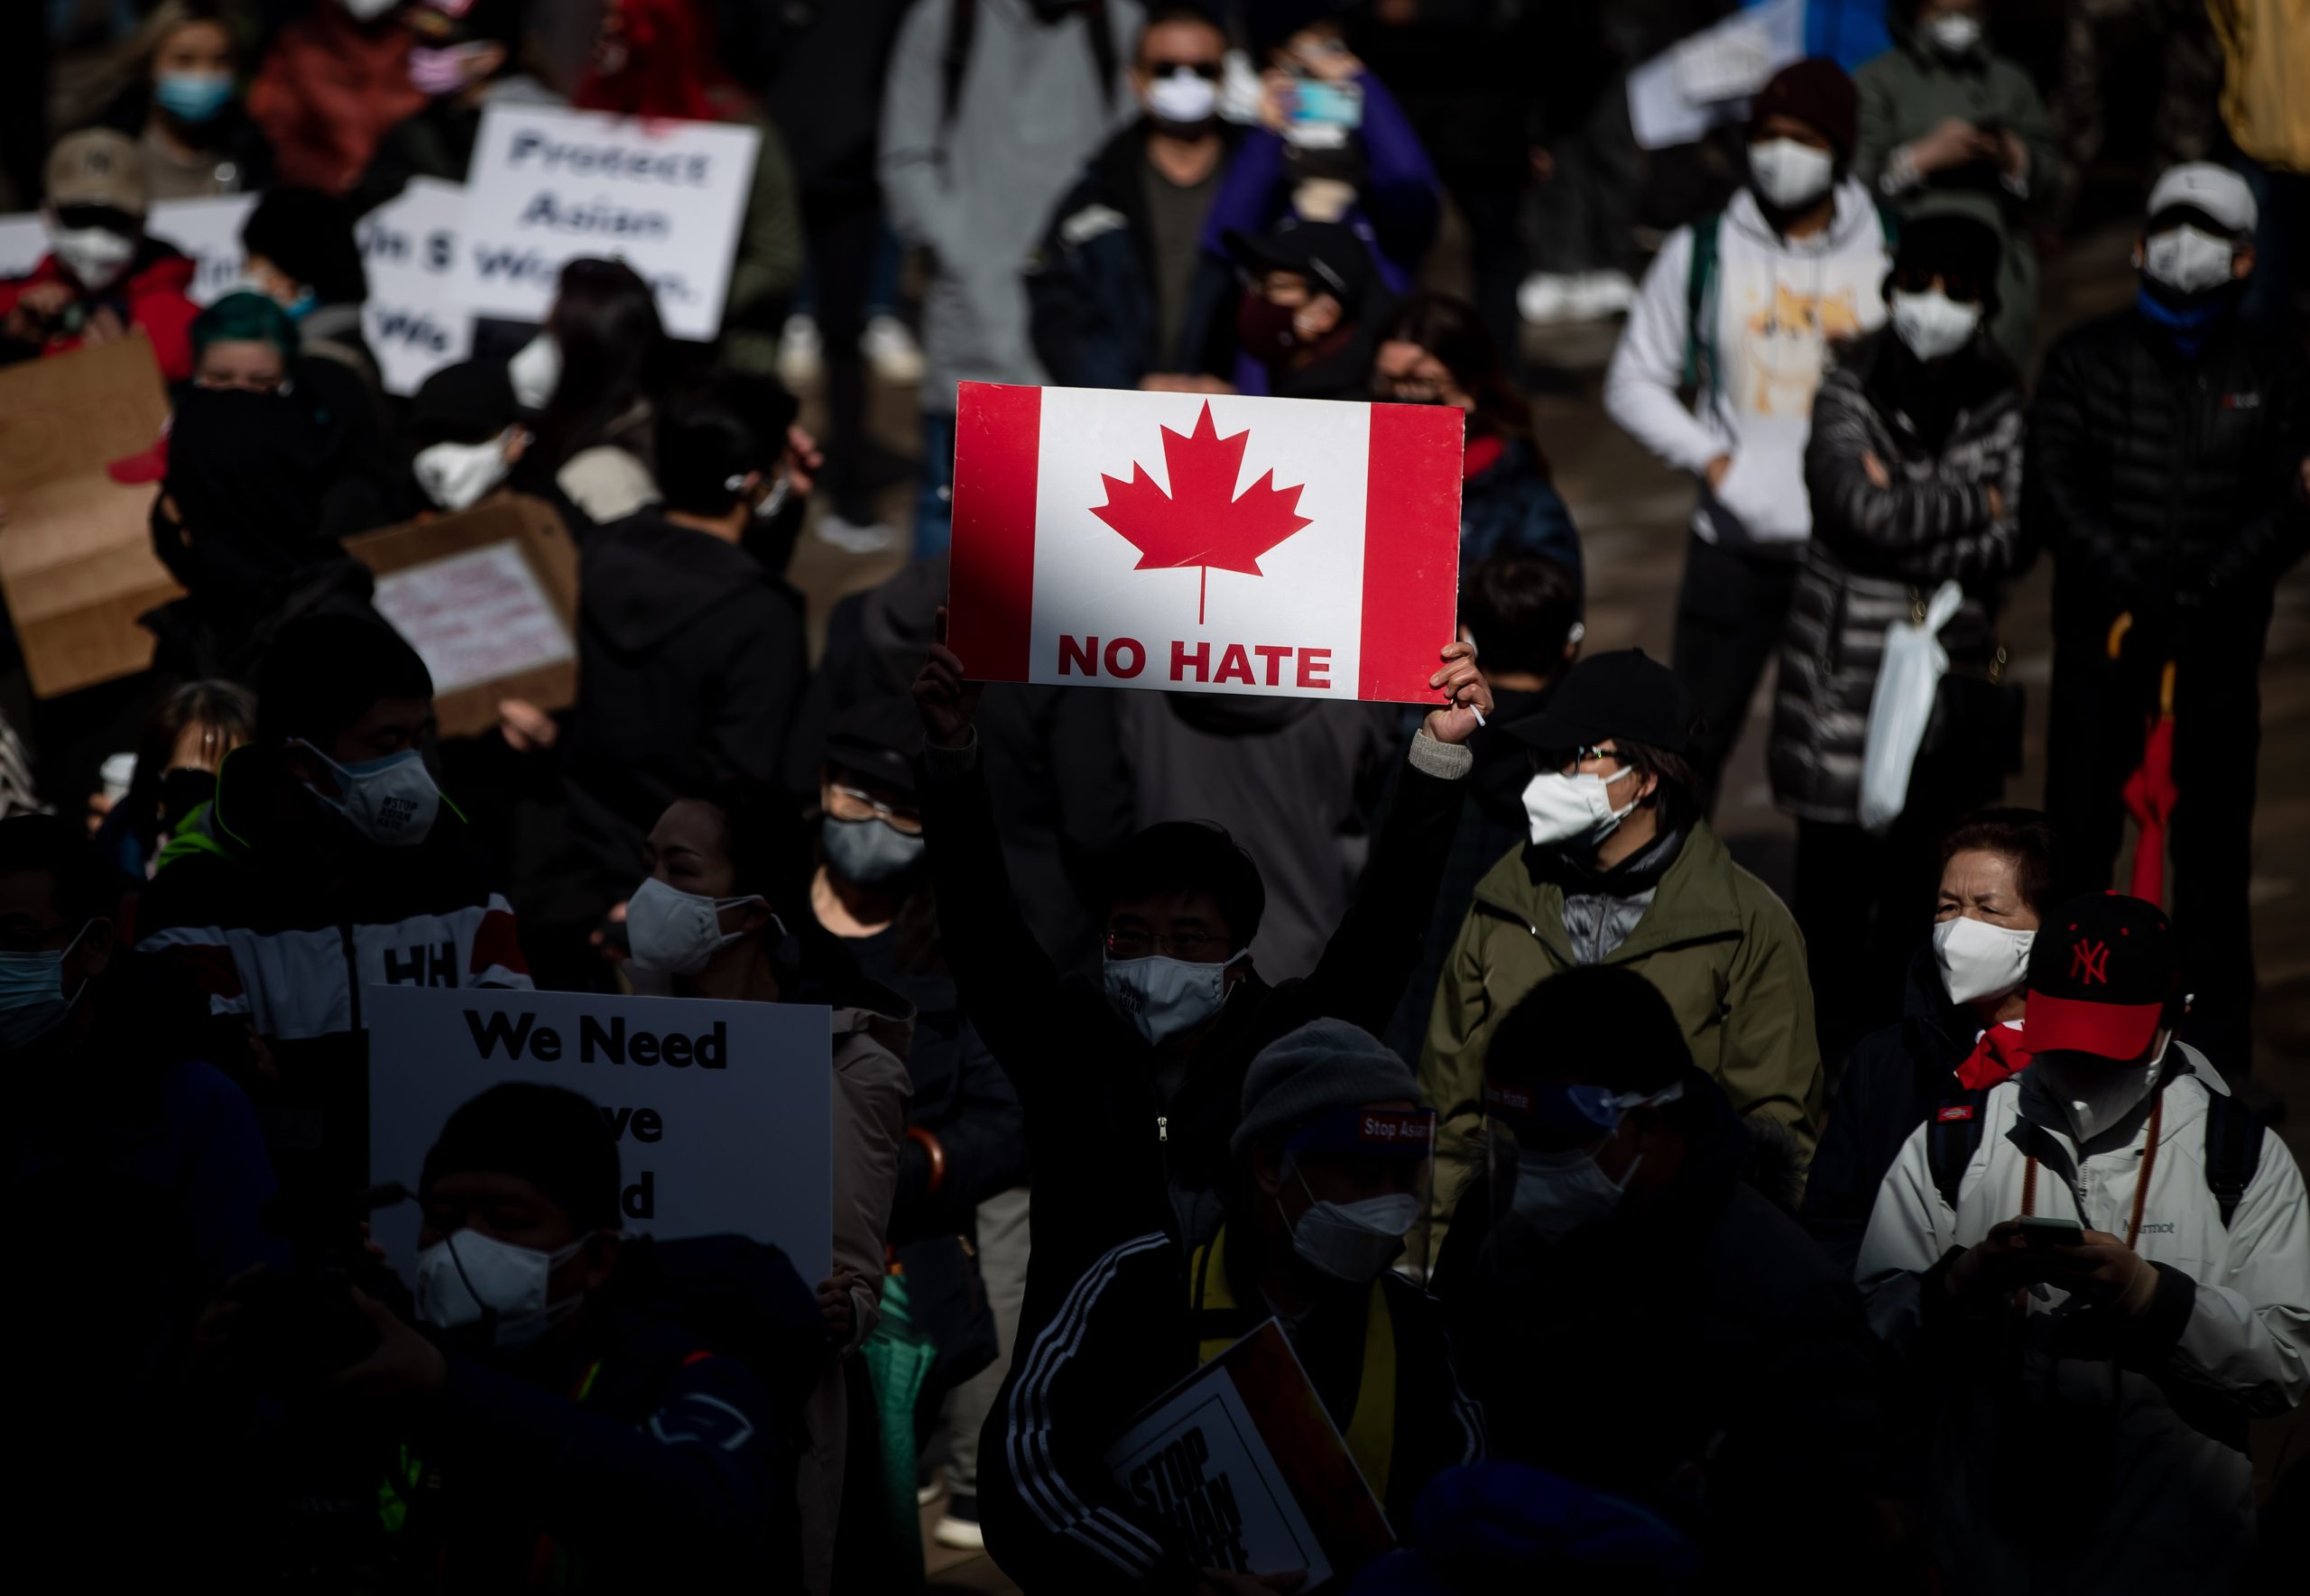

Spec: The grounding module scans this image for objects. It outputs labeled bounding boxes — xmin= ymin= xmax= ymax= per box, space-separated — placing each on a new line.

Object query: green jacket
xmin=1852 ymin=38 xmax=2058 ymax=364
xmin=1418 ymin=823 xmax=1823 ymax=1236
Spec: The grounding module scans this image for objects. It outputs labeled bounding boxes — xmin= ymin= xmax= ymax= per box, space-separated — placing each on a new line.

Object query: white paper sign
xmin=0 ymin=195 xmax=254 ymax=304
xmin=356 ymin=177 xmax=474 ymax=396
xmin=1105 ymin=1359 xmax=1335 ymax=1586
xmin=1629 ymin=0 xmax=1804 ymax=152
xmin=456 ymin=104 xmax=760 ymax=340
xmin=371 ymin=540 xmax=574 ymax=695
xmin=367 ymin=986 xmax=835 ymax=1288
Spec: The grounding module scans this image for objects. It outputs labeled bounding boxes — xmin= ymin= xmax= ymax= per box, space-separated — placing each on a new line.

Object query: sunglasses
xmin=1149 ymin=60 xmax=1223 ymax=80
xmin=1891 ymin=265 xmax=1987 ymax=305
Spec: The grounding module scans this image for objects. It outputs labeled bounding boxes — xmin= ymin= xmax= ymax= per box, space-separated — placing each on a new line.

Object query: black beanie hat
xmin=241 ymin=187 xmax=369 ymax=305
xmin=1894 ymin=208 xmax=2003 ymax=309
xmin=1751 ymin=57 xmax=1860 ymax=160
xmin=421 ymin=1083 xmax=622 ymax=1232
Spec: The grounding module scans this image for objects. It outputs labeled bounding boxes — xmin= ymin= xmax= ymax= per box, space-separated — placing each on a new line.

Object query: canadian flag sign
xmin=947 ymin=383 xmax=1463 ymax=704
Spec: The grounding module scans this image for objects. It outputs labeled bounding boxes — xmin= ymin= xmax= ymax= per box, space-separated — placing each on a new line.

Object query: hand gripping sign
xmin=947 ymin=383 xmax=1464 ymax=703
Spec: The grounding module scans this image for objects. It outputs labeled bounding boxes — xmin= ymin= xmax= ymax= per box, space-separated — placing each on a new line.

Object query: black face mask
xmin=1237 ymin=292 xmax=1301 ymax=361
xmin=158 ymin=766 xmax=218 ymax=834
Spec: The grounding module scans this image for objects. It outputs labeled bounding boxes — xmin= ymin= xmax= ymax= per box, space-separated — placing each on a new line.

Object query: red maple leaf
xmin=1090 ymin=401 xmax=1314 ymax=624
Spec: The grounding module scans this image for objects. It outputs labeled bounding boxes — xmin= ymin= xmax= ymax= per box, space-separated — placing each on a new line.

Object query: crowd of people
xmin=3 ymin=2 xmax=2309 ymax=1592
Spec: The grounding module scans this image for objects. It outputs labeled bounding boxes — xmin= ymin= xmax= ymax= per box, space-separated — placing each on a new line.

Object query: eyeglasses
xmin=1105 ymin=927 xmax=1233 ymax=962
xmin=1539 ymin=744 xmax=1627 ymax=777
xmin=826 ymin=785 xmax=922 ymax=835
xmin=1374 ymin=374 xmax=1451 ymax=403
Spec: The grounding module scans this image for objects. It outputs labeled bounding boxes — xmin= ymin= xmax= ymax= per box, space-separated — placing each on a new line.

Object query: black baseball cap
xmin=2024 ymin=892 xmax=2178 ymax=1058
xmin=1502 ymin=649 xmax=1693 ymax=757
xmin=1224 ymin=219 xmax=1378 ymax=309
xmin=823 ymin=694 xmax=923 ymax=798
xmin=411 ymin=359 xmax=519 ymax=443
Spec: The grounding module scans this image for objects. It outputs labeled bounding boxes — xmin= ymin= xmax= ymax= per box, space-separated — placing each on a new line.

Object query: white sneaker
xmin=934 ymin=1494 xmax=985 ymax=1551
xmin=814 ymin=512 xmax=899 ymax=554
xmin=777 ymin=315 xmax=822 ymax=387
xmin=1518 ymin=272 xmax=1576 ymax=325
xmin=1568 ymin=269 xmax=1637 ymax=319
xmin=861 ymin=314 xmax=925 ymax=383
xmin=916 ymin=1479 xmax=944 ymax=1508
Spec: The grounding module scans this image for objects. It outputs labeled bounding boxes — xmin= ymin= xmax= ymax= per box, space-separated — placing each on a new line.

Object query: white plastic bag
xmin=1859 ymin=580 xmax=1964 ymax=835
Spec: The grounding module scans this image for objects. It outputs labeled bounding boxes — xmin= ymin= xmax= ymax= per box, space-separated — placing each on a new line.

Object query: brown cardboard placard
xmin=0 ymin=334 xmax=183 ymax=697
xmin=344 ymin=494 xmax=580 ymax=740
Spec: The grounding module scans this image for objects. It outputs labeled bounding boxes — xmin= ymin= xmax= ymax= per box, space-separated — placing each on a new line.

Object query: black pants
xmin=2045 ymin=601 xmax=2269 ymax=1077
xmin=1446 ymin=173 xmax=1529 ymax=383
xmin=1671 ymin=533 xmax=1800 ymax=816
xmin=801 ymin=187 xmax=882 ymax=524
xmin=1794 ymin=811 xmax=1958 ymax=1074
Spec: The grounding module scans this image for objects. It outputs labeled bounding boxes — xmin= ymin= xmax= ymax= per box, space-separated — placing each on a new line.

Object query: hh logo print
xmin=1092 ymin=401 xmax=1312 ymax=624
xmin=2071 ymin=939 xmax=2111 ymax=985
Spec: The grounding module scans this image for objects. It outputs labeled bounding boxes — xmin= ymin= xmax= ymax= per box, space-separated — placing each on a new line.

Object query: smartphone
xmin=2020 ymin=1215 xmax=2084 ymax=1250
xmin=1286 ymin=78 xmax=1363 ymax=146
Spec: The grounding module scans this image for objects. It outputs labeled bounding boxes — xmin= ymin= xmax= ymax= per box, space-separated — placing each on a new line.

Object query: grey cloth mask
xmin=820 ymin=814 xmax=926 ymax=884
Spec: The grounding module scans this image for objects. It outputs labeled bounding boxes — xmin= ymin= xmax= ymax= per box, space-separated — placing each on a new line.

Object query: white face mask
xmin=49 ymin=226 xmax=136 ymax=292
xmin=1146 ymin=68 xmax=1219 ymax=127
xmin=1922 ymin=11 xmax=1983 ymax=57
xmin=625 ymin=876 xmax=762 ymax=975
xmin=341 ymin=0 xmax=402 ymax=22
xmin=1104 ymin=950 xmax=1247 ymax=1047
xmin=1520 ymin=765 xmax=1642 ymax=849
xmin=2143 ymin=225 xmax=2238 ymax=296
xmin=1749 ymin=138 xmax=1835 ymax=210
xmin=508 ymin=332 xmax=562 ymax=411
xmin=2032 ymin=1039 xmax=2167 ymax=1146
xmin=1509 ymin=1146 xmax=1634 ymax=1243
xmin=299 ymin=743 xmax=440 ymax=846
xmin=1286 ymin=1180 xmax=1419 ymax=1284
xmin=1890 ymin=287 xmax=1982 ymax=361
xmin=1933 ymin=915 xmax=2035 ymax=1007
xmin=416 ymin=1229 xmax=591 ymax=1351
xmin=413 ymin=430 xmax=516 ymax=512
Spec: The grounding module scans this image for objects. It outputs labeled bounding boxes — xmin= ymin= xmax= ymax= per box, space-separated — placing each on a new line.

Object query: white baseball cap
xmin=2146 ymin=163 xmax=2258 ymax=235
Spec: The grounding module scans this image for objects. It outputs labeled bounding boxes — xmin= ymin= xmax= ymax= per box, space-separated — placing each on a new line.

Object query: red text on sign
xmin=1053 ymin=636 xmax=1331 ymax=690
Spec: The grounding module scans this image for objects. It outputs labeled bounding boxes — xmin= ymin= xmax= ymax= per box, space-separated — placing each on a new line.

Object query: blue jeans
xmin=915 ymin=411 xmax=955 ymax=558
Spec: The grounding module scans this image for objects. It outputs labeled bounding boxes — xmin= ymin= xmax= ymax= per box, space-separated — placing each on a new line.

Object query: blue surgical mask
xmin=819 ymin=814 xmax=926 ymax=885
xmin=0 ymin=924 xmax=93 ymax=1050
xmin=154 ymin=72 xmax=235 ymax=124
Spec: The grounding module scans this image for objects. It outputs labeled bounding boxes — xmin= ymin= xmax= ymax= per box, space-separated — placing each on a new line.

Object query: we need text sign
xmin=947 ymin=383 xmax=1463 ymax=705
xmin=366 ymin=986 xmax=832 ymax=1287
xmin=457 ymin=104 xmax=760 ymax=341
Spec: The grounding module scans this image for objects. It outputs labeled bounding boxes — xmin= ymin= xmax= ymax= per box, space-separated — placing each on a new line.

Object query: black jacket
xmin=561 ymin=507 xmax=808 ymax=899
xmin=2026 ymin=305 xmax=2310 ymax=632
xmin=1027 ymin=119 xmax=1244 ymax=391
xmin=978 ymin=1222 xmax=1484 ymax=1592
xmin=920 ymin=732 xmax=1469 ymax=1352
xmin=1800 ymin=946 xmax=1974 ymax=1278
xmin=1437 ymin=1073 xmax=1881 ymax=1591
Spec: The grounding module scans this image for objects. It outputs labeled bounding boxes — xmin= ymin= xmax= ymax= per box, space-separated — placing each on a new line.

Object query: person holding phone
xmin=1855 ymin=892 xmax=2310 ymax=1592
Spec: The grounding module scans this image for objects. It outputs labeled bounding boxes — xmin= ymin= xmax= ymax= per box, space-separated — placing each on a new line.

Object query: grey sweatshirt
xmin=878 ymin=0 xmax=1142 ymax=414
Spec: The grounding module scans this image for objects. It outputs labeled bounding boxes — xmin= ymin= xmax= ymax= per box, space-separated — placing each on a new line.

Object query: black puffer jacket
xmin=1771 ymin=328 xmax=2026 ymax=824
xmin=2026 ymin=305 xmax=2310 ymax=630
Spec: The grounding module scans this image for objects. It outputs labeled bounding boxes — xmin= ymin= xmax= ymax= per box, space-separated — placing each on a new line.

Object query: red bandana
xmin=1954 ymin=1023 xmax=2034 ymax=1091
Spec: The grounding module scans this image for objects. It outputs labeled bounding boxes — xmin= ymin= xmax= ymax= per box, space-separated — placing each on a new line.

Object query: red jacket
xmin=246 ymin=4 xmax=425 ymax=194
xmin=0 ymin=245 xmax=199 ymax=382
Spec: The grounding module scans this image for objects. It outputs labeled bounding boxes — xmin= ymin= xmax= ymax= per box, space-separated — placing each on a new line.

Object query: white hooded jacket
xmin=1857 ymin=1044 xmax=2310 ymax=1592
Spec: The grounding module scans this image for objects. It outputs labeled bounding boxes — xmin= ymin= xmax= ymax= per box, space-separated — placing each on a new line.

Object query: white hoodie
xmin=1604 ymin=179 xmax=1891 ymax=551
xmin=1856 ymin=1045 xmax=2310 ymax=1593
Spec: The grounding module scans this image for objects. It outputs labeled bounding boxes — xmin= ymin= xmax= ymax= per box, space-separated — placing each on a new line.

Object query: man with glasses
xmin=1029 ymin=3 xmax=1246 ymax=394
xmin=1419 ymin=648 xmax=1822 ymax=1248
xmin=914 ymin=629 xmax=1490 ymax=1367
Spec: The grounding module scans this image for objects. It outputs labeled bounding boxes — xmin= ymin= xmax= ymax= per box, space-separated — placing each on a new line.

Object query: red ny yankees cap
xmin=2024 ymin=893 xmax=2178 ymax=1058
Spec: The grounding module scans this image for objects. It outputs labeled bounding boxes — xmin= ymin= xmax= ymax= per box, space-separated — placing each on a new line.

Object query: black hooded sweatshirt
xmin=560 ymin=507 xmax=808 ymax=892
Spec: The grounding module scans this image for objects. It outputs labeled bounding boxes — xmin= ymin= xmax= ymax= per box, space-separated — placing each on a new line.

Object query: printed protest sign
xmin=367 ymin=986 xmax=833 ymax=1287
xmin=1104 ymin=1318 xmax=1393 ymax=1584
xmin=457 ymin=104 xmax=760 ymax=340
xmin=356 ymin=177 xmax=472 ymax=396
xmin=947 ymin=383 xmax=1462 ymax=705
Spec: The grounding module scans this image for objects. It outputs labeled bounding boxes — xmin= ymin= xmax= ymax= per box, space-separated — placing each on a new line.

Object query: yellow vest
xmin=1187 ymin=1225 xmax=1399 ymax=1505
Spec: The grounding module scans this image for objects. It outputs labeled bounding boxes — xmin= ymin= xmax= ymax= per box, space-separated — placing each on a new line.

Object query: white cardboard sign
xmin=366 ymin=985 xmax=834 ymax=1287
xmin=370 ymin=540 xmax=574 ymax=695
xmin=0 ymin=194 xmax=254 ymax=305
xmin=455 ymin=104 xmax=760 ymax=341
xmin=356 ymin=177 xmax=475 ymax=396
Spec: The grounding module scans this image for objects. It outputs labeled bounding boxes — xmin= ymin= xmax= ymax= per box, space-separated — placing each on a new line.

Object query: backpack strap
xmin=2202 ymin=1089 xmax=2266 ymax=1229
xmin=1681 ymin=211 xmax=1721 ymax=401
xmin=940 ymin=0 xmax=978 ymax=130
xmin=1925 ymin=1084 xmax=1996 ymax=1215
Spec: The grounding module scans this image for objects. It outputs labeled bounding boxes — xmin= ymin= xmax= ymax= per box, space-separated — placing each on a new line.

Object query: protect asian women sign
xmin=947 ymin=383 xmax=1463 ymax=704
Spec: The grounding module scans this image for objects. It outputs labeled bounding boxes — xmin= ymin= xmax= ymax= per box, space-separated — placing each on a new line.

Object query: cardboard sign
xmin=456 ymin=104 xmax=760 ymax=341
xmin=356 ymin=178 xmax=475 ymax=397
xmin=345 ymin=494 xmax=579 ymax=739
xmin=1104 ymin=1318 xmax=1393 ymax=1584
xmin=366 ymin=985 xmax=835 ymax=1288
xmin=947 ymin=383 xmax=1462 ymax=705
xmin=145 ymin=194 xmax=259 ymax=305
xmin=0 ymin=335 xmax=183 ymax=697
